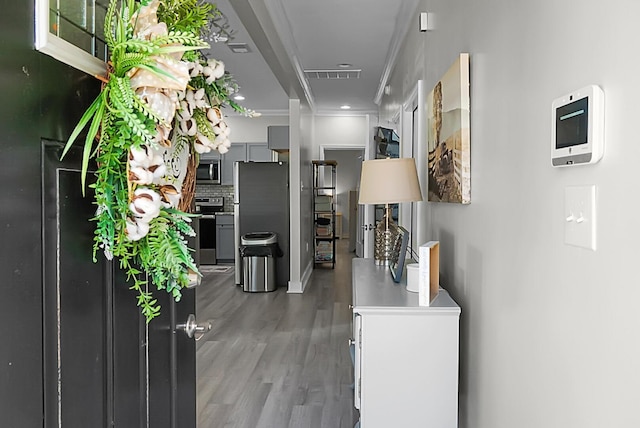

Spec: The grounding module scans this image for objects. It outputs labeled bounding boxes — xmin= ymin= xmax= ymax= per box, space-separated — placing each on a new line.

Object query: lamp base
xmin=373 ymin=207 xmax=398 ymax=266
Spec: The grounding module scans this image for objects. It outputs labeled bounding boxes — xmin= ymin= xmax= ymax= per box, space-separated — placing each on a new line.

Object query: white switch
xmin=564 ymin=185 xmax=596 ymax=250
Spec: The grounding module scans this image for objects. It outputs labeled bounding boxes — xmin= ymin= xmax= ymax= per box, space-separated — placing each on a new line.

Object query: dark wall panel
xmin=51 ymin=166 xmax=108 ymax=427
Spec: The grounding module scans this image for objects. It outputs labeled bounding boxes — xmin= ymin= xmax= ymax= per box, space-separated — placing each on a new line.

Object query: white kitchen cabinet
xmin=351 ymin=258 xmax=460 ymax=428
xmin=220 ymin=143 xmax=271 ymax=185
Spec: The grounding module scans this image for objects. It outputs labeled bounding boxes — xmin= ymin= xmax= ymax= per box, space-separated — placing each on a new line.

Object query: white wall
xmin=287 ymin=100 xmax=302 ymax=292
xmin=224 ymin=114 xmax=288 ymax=142
xmin=312 ymin=115 xmax=370 ymax=158
xmin=298 ymin=105 xmax=314 ymax=290
xmin=380 ymin=1 xmax=640 ymax=427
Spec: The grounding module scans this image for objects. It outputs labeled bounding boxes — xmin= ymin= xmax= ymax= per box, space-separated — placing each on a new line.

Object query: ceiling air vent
xmin=304 ymin=69 xmax=361 ymax=80
xmin=227 ymin=43 xmax=251 ymax=53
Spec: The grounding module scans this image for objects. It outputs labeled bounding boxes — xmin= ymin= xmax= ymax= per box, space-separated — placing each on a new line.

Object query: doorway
xmin=399 ymin=81 xmax=426 ymax=257
xmin=322 ymin=147 xmax=365 ymax=251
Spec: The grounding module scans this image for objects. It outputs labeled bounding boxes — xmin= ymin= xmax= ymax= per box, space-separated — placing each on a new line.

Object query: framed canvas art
xmin=427 ymin=53 xmax=470 ymax=204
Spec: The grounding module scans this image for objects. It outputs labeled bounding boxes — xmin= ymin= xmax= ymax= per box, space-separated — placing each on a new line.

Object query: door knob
xmin=176 ymin=314 xmax=211 ymax=341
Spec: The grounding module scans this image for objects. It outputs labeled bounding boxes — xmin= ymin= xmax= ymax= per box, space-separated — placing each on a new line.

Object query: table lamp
xmin=358 ymin=158 xmax=423 ymax=265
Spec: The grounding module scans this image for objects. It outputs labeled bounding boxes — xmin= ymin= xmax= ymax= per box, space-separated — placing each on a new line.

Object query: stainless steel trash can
xmin=240 ymin=232 xmax=278 ymax=292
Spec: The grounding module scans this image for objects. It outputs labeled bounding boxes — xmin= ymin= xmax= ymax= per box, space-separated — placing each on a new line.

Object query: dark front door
xmin=41 ymin=141 xmax=196 ymax=428
xmin=0 ymin=3 xmax=197 ymax=424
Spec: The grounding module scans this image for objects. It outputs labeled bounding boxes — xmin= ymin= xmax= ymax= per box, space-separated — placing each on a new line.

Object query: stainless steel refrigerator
xmin=234 ymin=161 xmax=290 ymax=286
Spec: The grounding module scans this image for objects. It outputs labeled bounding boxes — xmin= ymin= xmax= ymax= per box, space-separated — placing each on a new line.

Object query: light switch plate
xmin=564 ymin=185 xmax=596 ymax=250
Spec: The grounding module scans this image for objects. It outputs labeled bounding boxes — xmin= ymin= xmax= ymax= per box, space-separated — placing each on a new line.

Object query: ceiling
xmin=202 ymin=0 xmax=420 ymax=116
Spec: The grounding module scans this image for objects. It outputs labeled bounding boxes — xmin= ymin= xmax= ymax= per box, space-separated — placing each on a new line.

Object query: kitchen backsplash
xmin=195 ymin=184 xmax=234 ymax=212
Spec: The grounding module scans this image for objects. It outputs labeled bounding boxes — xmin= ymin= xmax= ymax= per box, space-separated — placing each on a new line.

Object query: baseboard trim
xmin=287 ymin=260 xmax=314 ymax=294
xmin=287 ymin=280 xmax=302 ymax=293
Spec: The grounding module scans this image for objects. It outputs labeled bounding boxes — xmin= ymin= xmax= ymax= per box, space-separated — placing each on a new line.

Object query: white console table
xmin=351 ymin=258 xmax=461 ymax=427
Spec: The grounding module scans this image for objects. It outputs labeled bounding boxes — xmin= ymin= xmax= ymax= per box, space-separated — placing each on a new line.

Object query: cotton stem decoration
xmin=61 ymin=0 xmax=257 ymax=322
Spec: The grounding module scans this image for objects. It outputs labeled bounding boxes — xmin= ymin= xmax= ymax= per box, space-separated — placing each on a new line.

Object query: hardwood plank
xmin=288 ymin=405 xmax=323 ymax=428
xmin=196 ymin=239 xmax=358 ymax=427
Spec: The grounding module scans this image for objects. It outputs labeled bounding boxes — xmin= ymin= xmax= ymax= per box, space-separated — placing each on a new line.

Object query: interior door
xmin=42 ymin=140 xmax=197 ymax=428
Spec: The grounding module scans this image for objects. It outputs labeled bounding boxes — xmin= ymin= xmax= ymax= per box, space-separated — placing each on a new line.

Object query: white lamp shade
xmin=358 ymin=158 xmax=423 ymax=205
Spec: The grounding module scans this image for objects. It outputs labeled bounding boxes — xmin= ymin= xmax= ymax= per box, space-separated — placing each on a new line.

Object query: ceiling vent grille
xmin=304 ymin=69 xmax=361 ymax=80
xmin=227 ymin=43 xmax=251 ymax=53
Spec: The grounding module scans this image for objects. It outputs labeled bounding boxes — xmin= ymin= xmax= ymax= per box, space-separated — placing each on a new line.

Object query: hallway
xmin=196 ymin=240 xmax=358 ymax=427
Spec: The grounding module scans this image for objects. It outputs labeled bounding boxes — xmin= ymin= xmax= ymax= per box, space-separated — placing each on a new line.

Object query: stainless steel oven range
xmin=195 ymin=197 xmax=224 ymax=265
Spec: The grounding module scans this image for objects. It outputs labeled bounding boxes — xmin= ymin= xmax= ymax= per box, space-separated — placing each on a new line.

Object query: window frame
xmin=34 ymin=0 xmax=107 ymax=76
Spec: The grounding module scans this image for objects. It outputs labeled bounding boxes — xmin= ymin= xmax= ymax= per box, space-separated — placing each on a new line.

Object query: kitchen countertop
xmin=194 ymin=212 xmax=233 ymax=218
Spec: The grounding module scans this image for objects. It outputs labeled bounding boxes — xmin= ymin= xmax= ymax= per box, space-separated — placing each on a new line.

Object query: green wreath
xmin=63 ymin=0 xmax=255 ymax=322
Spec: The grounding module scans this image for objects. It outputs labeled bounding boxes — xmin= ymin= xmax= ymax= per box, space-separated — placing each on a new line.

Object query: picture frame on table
xmin=389 ymin=225 xmax=410 ymax=283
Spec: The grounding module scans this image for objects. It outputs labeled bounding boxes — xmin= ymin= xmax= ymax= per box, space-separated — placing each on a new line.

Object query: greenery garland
xmin=63 ymin=0 xmax=254 ymax=322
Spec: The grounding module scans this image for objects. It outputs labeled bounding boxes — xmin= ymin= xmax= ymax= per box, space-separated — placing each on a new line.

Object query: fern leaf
xmin=118 ymin=38 xmax=157 ymax=54
xmin=117 ymin=52 xmax=154 ymax=73
xmin=103 ymin=0 xmax=118 ymax=47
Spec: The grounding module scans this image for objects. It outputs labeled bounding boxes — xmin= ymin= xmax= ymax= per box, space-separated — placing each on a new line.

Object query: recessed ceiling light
xmin=340 ymin=104 xmax=351 ymax=110
xmin=337 ymin=63 xmax=352 ymax=68
xmin=234 ymin=95 xmax=245 ymax=101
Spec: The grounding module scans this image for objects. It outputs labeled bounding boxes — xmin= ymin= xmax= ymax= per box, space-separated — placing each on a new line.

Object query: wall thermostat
xmin=551 ymin=85 xmax=604 ymax=167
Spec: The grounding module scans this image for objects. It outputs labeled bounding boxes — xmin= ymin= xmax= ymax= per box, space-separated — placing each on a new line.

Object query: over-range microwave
xmin=196 ymin=158 xmax=221 ymax=184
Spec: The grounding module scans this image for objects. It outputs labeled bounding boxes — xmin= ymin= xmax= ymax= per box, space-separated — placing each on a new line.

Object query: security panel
xmin=551 ymin=85 xmax=604 ymax=167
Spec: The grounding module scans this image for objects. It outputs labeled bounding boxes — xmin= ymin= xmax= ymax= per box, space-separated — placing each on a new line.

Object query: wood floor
xmin=196 ymin=239 xmax=358 ymax=428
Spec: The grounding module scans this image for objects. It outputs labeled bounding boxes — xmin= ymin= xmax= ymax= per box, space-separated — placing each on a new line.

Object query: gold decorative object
xmin=358 ymin=158 xmax=423 ymax=266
